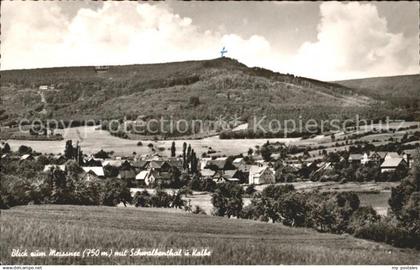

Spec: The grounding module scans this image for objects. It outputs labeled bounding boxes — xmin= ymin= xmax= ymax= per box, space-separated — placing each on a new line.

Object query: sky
xmin=1 ymin=1 xmax=419 ymax=80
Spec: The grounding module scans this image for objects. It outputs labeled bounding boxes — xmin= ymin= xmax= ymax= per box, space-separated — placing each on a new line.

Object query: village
xmin=1 ymin=136 xmax=416 ymax=198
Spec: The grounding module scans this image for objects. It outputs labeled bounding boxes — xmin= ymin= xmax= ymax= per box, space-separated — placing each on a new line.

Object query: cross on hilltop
xmin=220 ymin=47 xmax=228 ymax=57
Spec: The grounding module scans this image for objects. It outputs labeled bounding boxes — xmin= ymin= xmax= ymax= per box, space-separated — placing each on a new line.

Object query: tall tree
xmin=171 ymin=141 xmax=176 ymax=157
xmin=182 ymin=142 xmax=187 ymax=170
xmin=190 ymin=150 xmax=197 ymax=174
xmin=187 ymin=144 xmax=192 ymax=164
xmin=260 ymin=144 xmax=272 ymax=161
xmin=64 ymin=140 xmax=74 ymax=160
xmin=3 ymin=143 xmax=11 ymax=153
xmin=75 ymin=144 xmax=83 ymax=166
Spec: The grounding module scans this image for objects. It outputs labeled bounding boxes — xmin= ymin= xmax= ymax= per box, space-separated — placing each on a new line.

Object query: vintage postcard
xmin=0 ymin=1 xmax=419 ymax=269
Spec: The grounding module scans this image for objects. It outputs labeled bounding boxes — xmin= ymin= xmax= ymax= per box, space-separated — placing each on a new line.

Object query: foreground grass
xmin=1 ymin=205 xmax=419 ymax=265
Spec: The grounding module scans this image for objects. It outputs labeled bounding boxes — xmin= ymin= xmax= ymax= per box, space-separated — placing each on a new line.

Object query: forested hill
xmin=336 ymin=74 xmax=420 ymax=99
xmin=335 ymin=74 xmax=420 ymax=114
xmin=0 ymin=57 xmax=406 ymax=127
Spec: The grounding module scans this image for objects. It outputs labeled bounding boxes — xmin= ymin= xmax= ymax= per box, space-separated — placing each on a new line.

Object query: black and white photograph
xmin=0 ymin=0 xmax=419 ymax=268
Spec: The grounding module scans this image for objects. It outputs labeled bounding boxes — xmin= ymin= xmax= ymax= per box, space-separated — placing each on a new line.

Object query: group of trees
xmin=64 ymin=140 xmax=84 ymax=165
xmin=308 ymin=155 xmax=408 ymax=183
xmin=189 ymin=175 xmax=216 ymax=192
xmin=255 ymin=142 xmax=410 ymax=183
xmin=219 ymin=129 xmax=318 ymax=140
xmin=211 ymin=182 xmax=243 ymax=218
xmin=0 ymin=142 xmax=131 ymax=209
xmin=182 ymin=142 xmax=199 ymax=173
xmin=132 ymin=188 xmax=190 ymax=209
xmin=209 ymin=181 xmax=418 ymax=249
xmin=208 ymin=152 xmax=420 ymax=249
xmin=0 ymin=160 xmax=131 ymax=209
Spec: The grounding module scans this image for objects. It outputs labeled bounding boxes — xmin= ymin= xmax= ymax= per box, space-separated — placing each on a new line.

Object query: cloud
xmin=290 ymin=2 xmax=419 ymax=80
xmin=1 ymin=1 xmax=418 ymax=81
xmin=1 ymin=2 xmax=274 ymax=70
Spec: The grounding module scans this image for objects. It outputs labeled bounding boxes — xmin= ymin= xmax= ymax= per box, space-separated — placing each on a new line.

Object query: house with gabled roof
xmin=166 ymin=158 xmax=184 ymax=171
xmin=147 ymin=160 xmax=172 ymax=171
xmin=205 ymin=159 xmax=227 ymax=171
xmin=135 ymin=170 xmax=151 ymax=186
xmin=213 ymin=169 xmax=242 ymax=183
xmin=237 ymin=163 xmax=251 ymax=173
xmin=84 ymin=156 xmax=102 ymax=166
xmin=348 ymin=154 xmax=363 ymax=164
xmin=20 ymin=154 xmax=34 ymax=161
xmin=200 ymin=157 xmax=212 ymax=170
xmin=102 ymin=159 xmax=124 ymax=168
xmin=43 ymin=164 xmax=66 ymax=172
xmin=132 ymin=160 xmax=149 ymax=171
xmin=248 ymin=166 xmax=275 ymax=185
xmin=380 ymin=153 xmax=408 ymax=173
xmin=232 ymin=157 xmax=245 ymax=168
xmin=200 ymin=169 xmax=216 ymax=180
xmin=81 ymin=166 xmax=105 ymax=177
xmin=118 ymin=169 xmax=136 ymax=183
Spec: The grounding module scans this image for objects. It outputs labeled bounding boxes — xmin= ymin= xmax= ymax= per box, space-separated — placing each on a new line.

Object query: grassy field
xmin=4 ymin=121 xmax=419 ymax=157
xmin=4 ymin=126 xmax=298 ymax=156
xmin=252 ymin=181 xmax=395 ymax=216
xmin=130 ymin=182 xmax=395 ymax=216
xmin=1 ymin=205 xmax=419 ymax=265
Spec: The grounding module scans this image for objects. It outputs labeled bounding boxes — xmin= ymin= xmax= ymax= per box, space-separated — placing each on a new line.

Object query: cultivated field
xmin=1 ymin=205 xmax=419 ymax=265
xmin=5 ymin=121 xmax=418 ymax=158
xmin=4 ymin=126 xmax=298 ymax=156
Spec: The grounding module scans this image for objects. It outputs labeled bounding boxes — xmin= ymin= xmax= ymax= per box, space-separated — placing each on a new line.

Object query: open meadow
xmin=130 ymin=181 xmax=396 ymax=216
xmin=4 ymin=126 xmax=298 ymax=156
xmin=4 ymin=121 xmax=418 ymax=158
xmin=1 ymin=205 xmax=419 ymax=265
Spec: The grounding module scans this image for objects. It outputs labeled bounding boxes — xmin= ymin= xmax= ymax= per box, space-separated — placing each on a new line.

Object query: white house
xmin=248 ymin=166 xmax=275 ymax=185
xmin=135 ymin=170 xmax=156 ymax=186
xmin=20 ymin=154 xmax=34 ymax=161
xmin=43 ymin=164 xmax=66 ymax=172
xmin=200 ymin=158 xmax=212 ymax=170
xmin=380 ymin=155 xmax=408 ymax=173
xmin=81 ymin=166 xmax=105 ymax=177
xmin=102 ymin=159 xmax=123 ymax=167
xmin=232 ymin=157 xmax=245 ymax=168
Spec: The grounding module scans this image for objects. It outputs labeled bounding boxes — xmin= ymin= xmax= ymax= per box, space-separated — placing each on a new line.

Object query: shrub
xmin=149 ymin=189 xmax=172 ymax=208
xmin=0 ymin=193 xmax=9 ymax=209
xmin=18 ymin=145 xmax=32 ymax=155
xmin=245 ymin=184 xmax=256 ymax=195
xmin=261 ymin=184 xmax=295 ymax=200
xmin=133 ymin=190 xmax=151 ymax=207
xmin=0 ymin=174 xmax=48 ymax=207
xmin=211 ymin=182 xmax=243 ymax=218
xmin=73 ymin=177 xmax=101 ymax=205
xmin=100 ymin=178 xmax=132 ymax=206
xmin=190 ymin=176 xmax=216 ymax=192
xmin=93 ymin=149 xmax=110 ymax=159
xmin=192 ymin=206 xmax=206 ymax=215
xmin=348 ymin=206 xmax=381 ymax=234
xmin=354 ymin=221 xmax=419 ymax=249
